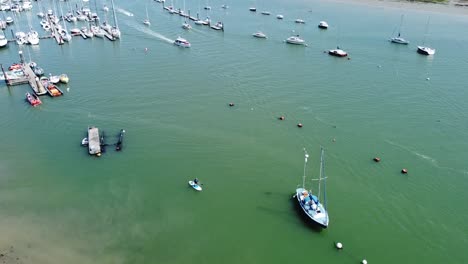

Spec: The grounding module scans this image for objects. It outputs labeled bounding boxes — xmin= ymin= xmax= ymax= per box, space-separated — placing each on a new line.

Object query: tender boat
xmin=37 ymin=12 xmax=45 ymax=18
xmin=328 ymin=47 xmax=348 ymax=57
xmin=318 ymin=21 xmax=328 ymax=29
xmin=295 ymin=19 xmax=305 ymax=24
xmin=182 ymin=21 xmax=192 ymax=30
xmin=188 ymin=180 xmax=202 ymax=191
xmin=252 ymin=31 xmax=267 ymax=39
xmin=49 ymin=74 xmax=60 ymax=84
xmin=417 ymin=46 xmax=435 ymax=55
xmin=210 ymin=21 xmax=224 ymax=31
xmin=204 ymin=6 xmax=211 ymax=10
xmin=261 ymin=11 xmax=271 ymax=15
xmin=143 ymin=19 xmax=151 ymax=26
xmin=174 ymin=37 xmax=191 ymax=48
xmin=115 ymin=129 xmax=125 ymax=151
xmin=276 ymin=14 xmax=284 ymax=19
xmin=6 ymin=17 xmax=14 ymax=24
xmin=249 ymin=7 xmax=257 ymax=12
xmin=81 ymin=138 xmax=89 ymax=146
xmin=59 ymin=74 xmax=69 ymax=84
xmin=46 ymin=83 xmax=64 ymax=97
xmin=286 ymin=35 xmax=306 ymax=46
xmin=0 ymin=34 xmax=7 ymax=48
xmin=26 ymin=92 xmax=42 ymax=107
xmin=293 ymin=148 xmax=329 ymax=228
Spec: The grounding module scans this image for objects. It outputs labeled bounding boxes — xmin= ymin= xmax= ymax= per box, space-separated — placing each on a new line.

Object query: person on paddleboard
xmin=194 ymin=178 xmax=199 ymax=185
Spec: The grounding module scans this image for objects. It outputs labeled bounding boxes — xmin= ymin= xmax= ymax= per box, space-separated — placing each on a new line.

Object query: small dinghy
xmin=189 ymin=180 xmax=202 ymax=191
xmin=81 ymin=137 xmax=89 ymax=146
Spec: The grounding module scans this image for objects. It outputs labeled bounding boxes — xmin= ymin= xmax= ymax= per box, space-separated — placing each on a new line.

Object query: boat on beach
xmin=293 ymin=147 xmax=329 ymax=228
xmin=26 ymin=92 xmax=42 ymax=107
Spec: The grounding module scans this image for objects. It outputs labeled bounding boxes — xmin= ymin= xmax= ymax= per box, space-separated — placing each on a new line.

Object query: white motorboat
xmin=221 ymin=4 xmax=229 ymax=9
xmin=70 ymin=28 xmax=81 ymax=35
xmin=318 ymin=21 xmax=328 ymax=29
xmin=5 ymin=17 xmax=13 ymax=24
xmin=174 ymin=37 xmax=191 ymax=48
xmin=295 ymin=19 xmax=305 ymax=24
xmin=22 ymin=1 xmax=32 ymax=10
xmin=81 ymin=27 xmax=94 ymax=38
xmin=0 ymin=4 xmax=11 ymax=11
xmin=210 ymin=21 xmax=224 ymax=31
xmin=417 ymin=46 xmax=435 ymax=55
xmin=328 ymin=47 xmax=348 ymax=57
xmin=252 ymin=31 xmax=267 ymax=39
xmin=49 ymin=74 xmax=60 ymax=84
xmin=182 ymin=21 xmax=191 ymax=30
xmin=15 ymin=32 xmax=28 ymax=45
xmin=81 ymin=138 xmax=89 ymax=146
xmin=27 ymin=30 xmax=39 ymax=45
xmin=194 ymin=20 xmax=204 ymax=25
xmin=77 ymin=14 xmax=87 ymax=21
xmin=276 ymin=14 xmax=284 ymax=19
xmin=0 ymin=34 xmax=7 ymax=48
xmin=143 ymin=19 xmax=151 ymax=26
xmin=261 ymin=11 xmax=271 ymax=15
xmin=249 ymin=7 xmax=256 ymax=12
xmin=37 ymin=12 xmax=45 ymax=18
xmin=285 ymin=35 xmax=306 ymax=46
xmin=10 ymin=4 xmax=21 ymax=12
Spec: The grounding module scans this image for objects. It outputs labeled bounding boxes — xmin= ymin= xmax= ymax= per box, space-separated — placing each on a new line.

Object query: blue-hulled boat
xmin=294 ymin=147 xmax=329 ymax=228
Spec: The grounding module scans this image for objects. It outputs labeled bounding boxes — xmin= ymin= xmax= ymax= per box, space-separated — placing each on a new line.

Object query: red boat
xmin=26 ymin=92 xmax=42 ymax=107
xmin=9 ymin=63 xmax=22 ymax=71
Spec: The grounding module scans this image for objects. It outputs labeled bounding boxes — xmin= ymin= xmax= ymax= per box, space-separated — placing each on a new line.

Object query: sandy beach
xmin=318 ymin=0 xmax=468 ymax=16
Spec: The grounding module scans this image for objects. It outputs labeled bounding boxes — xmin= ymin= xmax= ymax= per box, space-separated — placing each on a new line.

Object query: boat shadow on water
xmin=290 ymin=195 xmax=326 ymax=232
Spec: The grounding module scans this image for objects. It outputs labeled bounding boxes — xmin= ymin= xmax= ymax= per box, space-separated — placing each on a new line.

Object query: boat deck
xmin=88 ymin=127 xmax=101 ymax=155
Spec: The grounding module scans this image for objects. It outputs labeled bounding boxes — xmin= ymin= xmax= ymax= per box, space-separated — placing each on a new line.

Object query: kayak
xmin=188 ymin=181 xmax=202 ymax=191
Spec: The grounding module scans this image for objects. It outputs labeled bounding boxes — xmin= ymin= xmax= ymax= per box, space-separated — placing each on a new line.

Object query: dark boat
xmin=115 ymin=129 xmax=125 ymax=151
xmin=100 ymin=131 xmax=106 ymax=153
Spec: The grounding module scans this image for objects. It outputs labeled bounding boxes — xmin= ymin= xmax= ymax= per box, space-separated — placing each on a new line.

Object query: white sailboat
xmin=0 ymin=34 xmax=8 ymax=48
xmin=293 ymin=147 xmax=329 ymax=228
xmin=417 ymin=17 xmax=435 ymax=55
xmin=110 ymin=0 xmax=121 ymax=39
xmin=59 ymin=1 xmax=72 ymax=42
xmin=143 ymin=1 xmax=151 ymax=26
xmin=390 ymin=15 xmax=409 ymax=45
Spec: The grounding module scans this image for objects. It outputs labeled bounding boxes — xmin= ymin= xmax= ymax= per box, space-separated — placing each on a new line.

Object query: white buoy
xmin=335 ymin=242 xmax=343 ymax=249
xmin=361 ymin=260 xmax=367 ymax=264
xmin=426 ymin=77 xmax=430 ymax=81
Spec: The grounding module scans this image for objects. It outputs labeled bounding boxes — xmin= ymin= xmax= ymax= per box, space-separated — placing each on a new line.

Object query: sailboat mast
xmin=317 ymin=147 xmax=324 ymax=200
xmin=111 ymin=0 xmax=118 ymax=28
xmin=322 ymin=148 xmax=327 ymax=209
xmin=302 ymin=149 xmax=309 ymax=189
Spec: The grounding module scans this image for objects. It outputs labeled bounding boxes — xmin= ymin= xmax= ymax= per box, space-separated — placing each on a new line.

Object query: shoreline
xmin=319 ymin=0 xmax=468 ymax=16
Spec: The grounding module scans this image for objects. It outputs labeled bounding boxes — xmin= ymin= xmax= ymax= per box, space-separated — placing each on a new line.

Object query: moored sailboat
xmin=293 ymin=147 xmax=329 ymax=228
xmin=390 ymin=15 xmax=409 ymax=45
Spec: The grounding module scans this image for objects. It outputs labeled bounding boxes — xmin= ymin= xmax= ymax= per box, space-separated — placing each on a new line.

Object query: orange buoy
xmin=279 ymin=116 xmax=285 ymax=120
xmin=373 ymin=157 xmax=381 ymax=162
xmin=297 ymin=123 xmax=303 ymax=128
xmin=229 ymin=102 xmax=234 ymax=107
xmin=401 ymin=168 xmax=408 ymax=174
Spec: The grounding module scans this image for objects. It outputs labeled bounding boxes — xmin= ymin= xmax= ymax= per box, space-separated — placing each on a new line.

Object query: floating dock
xmin=22 ymin=63 xmax=47 ymax=95
xmin=88 ymin=126 xmax=102 ymax=156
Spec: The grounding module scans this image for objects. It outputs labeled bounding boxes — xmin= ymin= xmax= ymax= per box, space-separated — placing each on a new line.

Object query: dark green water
xmin=0 ymin=0 xmax=467 ymax=263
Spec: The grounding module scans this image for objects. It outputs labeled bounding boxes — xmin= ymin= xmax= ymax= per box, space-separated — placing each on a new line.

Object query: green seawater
xmin=0 ymin=0 xmax=467 ymax=263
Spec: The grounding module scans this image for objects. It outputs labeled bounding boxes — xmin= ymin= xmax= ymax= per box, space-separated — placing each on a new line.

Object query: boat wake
xmin=125 ymin=22 xmax=173 ymax=43
xmin=385 ymin=139 xmax=437 ymax=164
xmin=115 ymin=7 xmax=134 ymax=17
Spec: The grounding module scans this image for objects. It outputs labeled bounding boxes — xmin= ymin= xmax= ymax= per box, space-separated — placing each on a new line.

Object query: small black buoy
xmin=401 ymin=168 xmax=408 ymax=174
xmin=373 ymin=157 xmax=381 ymax=162
xmin=347 ymin=57 xmax=351 ymax=60
xmin=297 ymin=123 xmax=303 ymax=128
xmin=229 ymin=102 xmax=234 ymax=107
xmin=279 ymin=116 xmax=285 ymax=120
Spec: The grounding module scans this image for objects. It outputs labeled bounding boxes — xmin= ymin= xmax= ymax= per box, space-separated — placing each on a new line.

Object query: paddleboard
xmin=188 ymin=181 xmax=202 ymax=191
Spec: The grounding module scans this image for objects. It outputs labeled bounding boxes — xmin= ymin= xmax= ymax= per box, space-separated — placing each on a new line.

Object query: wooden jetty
xmin=88 ymin=126 xmax=102 ymax=156
xmin=22 ymin=63 xmax=47 ymax=95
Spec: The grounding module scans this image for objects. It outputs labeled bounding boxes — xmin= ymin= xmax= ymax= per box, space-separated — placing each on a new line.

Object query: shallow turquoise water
xmin=0 ymin=0 xmax=467 ymax=263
